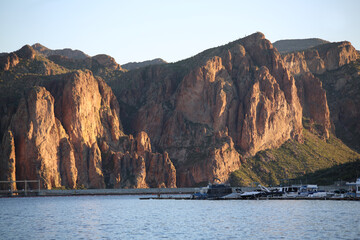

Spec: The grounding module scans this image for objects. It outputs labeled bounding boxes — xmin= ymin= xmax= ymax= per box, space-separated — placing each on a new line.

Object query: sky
xmin=1 ymin=0 xmax=359 ymax=65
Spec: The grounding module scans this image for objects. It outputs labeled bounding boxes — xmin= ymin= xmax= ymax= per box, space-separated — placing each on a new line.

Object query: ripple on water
xmin=0 ymin=197 xmax=359 ymax=239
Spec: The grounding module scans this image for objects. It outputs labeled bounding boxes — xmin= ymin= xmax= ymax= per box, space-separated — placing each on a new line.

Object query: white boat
xmin=223 ymin=185 xmax=272 ymax=199
xmin=275 ymin=184 xmax=327 ymax=198
xmin=346 ymin=177 xmax=360 ymax=197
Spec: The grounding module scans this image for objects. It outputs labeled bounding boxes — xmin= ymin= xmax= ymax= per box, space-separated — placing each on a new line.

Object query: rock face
xmin=112 ymin=32 xmax=303 ymax=186
xmin=317 ymin=59 xmax=360 ymax=151
xmin=92 ymin=54 xmax=122 ymax=71
xmin=10 ymin=86 xmax=76 ymax=189
xmin=103 ymin=132 xmax=176 ymax=188
xmin=0 ymin=130 xmax=16 ymax=191
xmin=0 ymin=53 xmax=20 ymax=71
xmin=0 ymin=45 xmax=36 ymax=71
xmin=0 ymin=67 xmax=175 ymax=189
xmin=283 ymin=41 xmax=358 ymax=75
xmin=296 ymin=73 xmax=331 ymax=138
xmin=282 ymin=41 xmax=358 ymax=138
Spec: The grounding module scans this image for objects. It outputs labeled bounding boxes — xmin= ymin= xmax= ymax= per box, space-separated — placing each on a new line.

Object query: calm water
xmin=0 ymin=195 xmax=359 ymax=240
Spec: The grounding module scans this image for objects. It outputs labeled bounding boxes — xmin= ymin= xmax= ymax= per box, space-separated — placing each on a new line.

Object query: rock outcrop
xmin=0 ymin=45 xmax=36 ymax=71
xmin=296 ymin=73 xmax=331 ymax=138
xmin=0 ymin=53 xmax=20 ymax=71
xmin=283 ymin=41 xmax=358 ymax=75
xmin=101 ymin=131 xmax=176 ymax=188
xmin=0 ymin=67 xmax=175 ymax=189
xmin=92 ymin=54 xmax=122 ymax=71
xmin=282 ymin=41 xmax=358 ymax=138
xmin=317 ymin=59 xmax=360 ymax=151
xmin=0 ymin=130 xmax=16 ymax=191
xmin=10 ymin=86 xmax=77 ymax=189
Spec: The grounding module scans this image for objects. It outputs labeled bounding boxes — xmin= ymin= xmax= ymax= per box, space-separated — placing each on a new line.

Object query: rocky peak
xmin=283 ymin=41 xmax=358 ymax=75
xmin=32 ymin=43 xmax=49 ymax=52
xmin=15 ymin=45 xmax=36 ymax=60
xmin=92 ymin=54 xmax=122 ymax=71
xmin=282 ymin=41 xmax=358 ymax=138
xmin=0 ymin=53 xmax=20 ymax=71
xmin=122 ymin=58 xmax=167 ymax=71
xmin=32 ymin=43 xmax=89 ymax=60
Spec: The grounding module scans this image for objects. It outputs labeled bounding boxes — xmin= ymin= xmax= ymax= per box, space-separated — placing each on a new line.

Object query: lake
xmin=0 ymin=195 xmax=359 ymax=239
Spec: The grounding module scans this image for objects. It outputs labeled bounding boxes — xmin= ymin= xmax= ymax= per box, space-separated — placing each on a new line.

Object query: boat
xmin=192 ymin=183 xmax=233 ymax=199
xmin=273 ymin=184 xmax=330 ymax=198
xmin=346 ymin=177 xmax=360 ymax=198
xmin=223 ymin=184 xmax=281 ymax=199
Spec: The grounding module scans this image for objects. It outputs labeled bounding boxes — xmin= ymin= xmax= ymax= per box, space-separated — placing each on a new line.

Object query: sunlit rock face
xmin=1 ymin=67 xmax=175 ymax=189
xmin=114 ymin=32 xmax=304 ymax=186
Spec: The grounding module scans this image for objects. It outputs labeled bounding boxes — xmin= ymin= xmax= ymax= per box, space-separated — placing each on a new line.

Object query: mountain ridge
xmin=1 ymin=32 xmax=359 ymax=189
xmin=273 ymin=38 xmax=330 ymax=54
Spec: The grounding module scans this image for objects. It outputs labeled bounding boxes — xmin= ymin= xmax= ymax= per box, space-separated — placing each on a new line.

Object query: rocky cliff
xmin=111 ymin=32 xmax=303 ymax=186
xmin=283 ymin=41 xmax=358 ymax=75
xmin=317 ymin=59 xmax=360 ymax=151
xmin=0 ymin=46 xmax=175 ymax=189
xmin=282 ymin=41 xmax=358 ymax=138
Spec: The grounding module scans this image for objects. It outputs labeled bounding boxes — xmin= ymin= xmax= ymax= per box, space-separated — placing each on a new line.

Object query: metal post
xmin=24 ymin=180 xmax=27 ymax=196
xmin=38 ymin=180 xmax=40 ymax=195
xmin=10 ymin=180 xmax=13 ymax=196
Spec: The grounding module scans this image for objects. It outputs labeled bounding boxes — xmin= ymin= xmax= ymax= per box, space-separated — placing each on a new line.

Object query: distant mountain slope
xmin=122 ymin=58 xmax=167 ymax=70
xmin=32 ymin=43 xmax=89 ymax=59
xmin=273 ymin=38 xmax=329 ymax=53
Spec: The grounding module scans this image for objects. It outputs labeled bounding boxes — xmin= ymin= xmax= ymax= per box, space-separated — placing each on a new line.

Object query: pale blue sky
xmin=1 ymin=0 xmax=359 ymax=64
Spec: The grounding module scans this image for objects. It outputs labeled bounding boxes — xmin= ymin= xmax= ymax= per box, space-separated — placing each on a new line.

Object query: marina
xmin=1 ymin=178 xmax=359 ymax=201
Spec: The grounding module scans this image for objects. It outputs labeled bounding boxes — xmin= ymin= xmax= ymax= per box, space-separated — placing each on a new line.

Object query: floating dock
xmin=139 ymin=196 xmax=360 ymax=201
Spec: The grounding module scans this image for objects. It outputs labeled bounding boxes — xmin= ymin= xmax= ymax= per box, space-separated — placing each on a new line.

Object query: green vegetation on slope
xmin=230 ymin=126 xmax=360 ymax=187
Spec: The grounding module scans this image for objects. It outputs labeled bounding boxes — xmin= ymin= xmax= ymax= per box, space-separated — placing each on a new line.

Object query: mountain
xmin=273 ymin=38 xmax=329 ymax=54
xmin=122 ymin=58 xmax=167 ymax=70
xmin=1 ymin=33 xmax=359 ymax=189
xmin=32 ymin=43 xmax=89 ymax=59
xmin=108 ymin=32 xmax=357 ymax=187
xmin=0 ymin=45 xmax=175 ymax=189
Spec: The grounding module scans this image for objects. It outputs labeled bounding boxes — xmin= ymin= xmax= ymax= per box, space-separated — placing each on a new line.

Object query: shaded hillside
xmin=122 ymin=58 xmax=167 ymax=70
xmin=293 ymin=160 xmax=360 ymax=186
xmin=273 ymin=38 xmax=329 ymax=54
xmin=230 ymin=120 xmax=360 ymax=187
